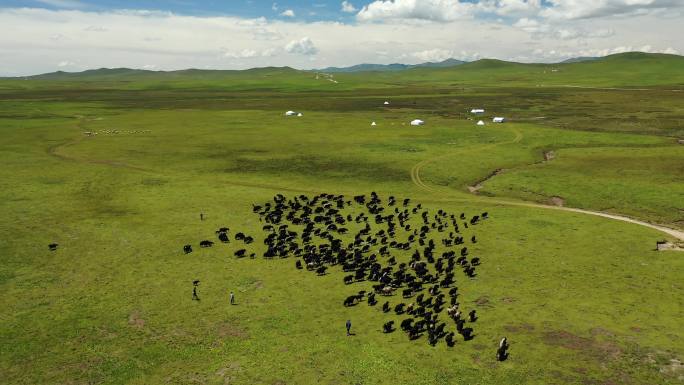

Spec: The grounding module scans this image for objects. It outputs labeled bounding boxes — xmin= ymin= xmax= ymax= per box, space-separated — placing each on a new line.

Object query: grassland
xmin=1 ymin=53 xmax=683 ymax=385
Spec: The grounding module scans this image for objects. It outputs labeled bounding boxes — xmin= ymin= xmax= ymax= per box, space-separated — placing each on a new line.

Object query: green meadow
xmin=1 ymin=52 xmax=683 ymax=385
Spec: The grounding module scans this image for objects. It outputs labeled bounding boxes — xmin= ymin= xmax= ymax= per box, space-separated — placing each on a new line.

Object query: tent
xmin=492 ymin=117 xmax=505 ymax=123
xmin=471 ymin=108 xmax=485 ymax=114
xmin=384 ymin=101 xmax=390 ymax=105
xmin=285 ymin=111 xmax=296 ymax=116
xmin=297 ymin=113 xmax=303 ymax=117
xmin=410 ymin=119 xmax=425 ymax=126
xmin=371 ymin=121 xmax=377 ymax=126
xmin=477 ymin=120 xmax=485 ymax=126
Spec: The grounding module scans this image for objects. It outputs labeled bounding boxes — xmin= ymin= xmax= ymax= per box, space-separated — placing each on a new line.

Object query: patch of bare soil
xmin=544 ymin=330 xmax=593 ymax=350
xmin=468 ymin=169 xmax=503 ymax=194
xmin=543 ymin=330 xmax=623 ymax=363
xmin=128 ymin=311 xmax=145 ymax=329
xmin=550 ymin=196 xmax=565 ymax=207
xmin=504 ymin=323 xmax=535 ymax=333
xmin=659 ymin=358 xmax=684 ymax=381
xmin=474 ymin=296 xmax=491 ymax=307
xmin=544 ymin=150 xmax=556 ymax=161
xmin=217 ymin=323 xmax=249 ymax=339
xmin=656 ymin=241 xmax=684 ymax=251
xmin=501 ymin=296 xmax=517 ymax=304
xmin=215 ymin=362 xmax=243 ymax=384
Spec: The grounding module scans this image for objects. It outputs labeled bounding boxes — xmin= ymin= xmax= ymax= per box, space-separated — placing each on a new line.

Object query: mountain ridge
xmin=4 ymin=52 xmax=681 ymax=80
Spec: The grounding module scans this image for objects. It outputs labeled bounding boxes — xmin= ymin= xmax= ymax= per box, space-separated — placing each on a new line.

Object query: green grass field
xmin=1 ymin=53 xmax=683 ymax=385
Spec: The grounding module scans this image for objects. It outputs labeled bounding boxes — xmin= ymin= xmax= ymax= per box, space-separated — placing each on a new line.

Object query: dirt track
xmin=410 ymin=127 xmax=684 ymax=242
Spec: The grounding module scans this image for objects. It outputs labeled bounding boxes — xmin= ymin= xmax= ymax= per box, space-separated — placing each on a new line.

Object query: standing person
xmin=192 ymin=286 xmax=199 ymax=301
xmin=346 ymin=319 xmax=352 ymax=336
xmin=200 ymin=213 xmax=204 ymax=221
xmin=230 ymin=291 xmax=235 ymax=305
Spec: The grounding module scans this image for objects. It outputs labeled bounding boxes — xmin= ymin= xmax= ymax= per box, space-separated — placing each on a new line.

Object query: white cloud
xmin=272 ymin=3 xmax=278 ymax=11
xmin=357 ymin=0 xmax=476 ymax=22
xmin=0 ymin=7 xmax=681 ymax=76
xmin=513 ymin=17 xmax=544 ymax=33
xmin=280 ymin=9 xmax=295 ymax=17
xmin=285 ymin=37 xmax=318 ymax=55
xmin=223 ymin=48 xmax=278 ymax=59
xmin=84 ymin=25 xmax=107 ymax=32
xmin=479 ymin=0 xmax=543 ymax=17
xmin=342 ymin=1 xmax=358 ymax=13
xmin=224 ymin=49 xmax=259 ymax=58
xmin=412 ymin=48 xmax=454 ymax=62
xmin=513 ymin=17 xmax=615 ymax=40
xmin=35 ymin=0 xmax=87 ymax=9
xmin=540 ymin=0 xmax=683 ymax=20
xmin=57 ymin=60 xmax=76 ymax=67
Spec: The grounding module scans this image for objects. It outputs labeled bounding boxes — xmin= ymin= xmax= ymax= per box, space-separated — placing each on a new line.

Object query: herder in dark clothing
xmin=346 ymin=319 xmax=352 ymax=336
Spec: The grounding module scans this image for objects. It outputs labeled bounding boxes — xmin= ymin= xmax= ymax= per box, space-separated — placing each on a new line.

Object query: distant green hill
xmin=318 ymin=58 xmax=467 ymax=73
xmin=342 ymin=52 xmax=684 ymax=88
xmin=561 ymin=57 xmax=599 ymax=63
xmin=1 ymin=52 xmax=682 ymax=89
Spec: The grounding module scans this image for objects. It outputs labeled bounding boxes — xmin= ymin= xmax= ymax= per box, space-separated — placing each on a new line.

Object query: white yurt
xmin=477 ymin=120 xmax=485 ymax=126
xmin=285 ymin=111 xmax=296 ymax=116
xmin=492 ymin=117 xmax=505 ymax=123
xmin=297 ymin=113 xmax=303 ymax=117
xmin=384 ymin=101 xmax=390 ymax=105
xmin=371 ymin=121 xmax=377 ymax=126
xmin=410 ymin=119 xmax=425 ymax=126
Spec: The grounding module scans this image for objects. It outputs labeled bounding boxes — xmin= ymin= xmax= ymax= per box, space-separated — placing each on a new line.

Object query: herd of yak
xmin=182 ymin=192 xmax=510 ymax=361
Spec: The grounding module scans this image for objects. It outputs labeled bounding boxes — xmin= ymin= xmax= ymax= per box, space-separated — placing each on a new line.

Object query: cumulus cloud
xmin=479 ymin=0 xmax=543 ymax=17
xmin=223 ymin=48 xmax=278 ymax=59
xmin=35 ymin=0 xmax=87 ymax=9
xmin=280 ymin=9 xmax=295 ymax=17
xmin=357 ymin=0 xmax=476 ymax=22
xmin=57 ymin=60 xmax=76 ymax=67
xmin=540 ymin=0 xmax=683 ymax=20
xmin=0 ymin=7 xmax=681 ymax=75
xmin=412 ymin=48 xmax=454 ymax=62
xmin=342 ymin=1 xmax=358 ymax=13
xmin=84 ymin=25 xmax=107 ymax=32
xmin=285 ymin=37 xmax=318 ymax=55
xmin=514 ymin=17 xmax=615 ymax=40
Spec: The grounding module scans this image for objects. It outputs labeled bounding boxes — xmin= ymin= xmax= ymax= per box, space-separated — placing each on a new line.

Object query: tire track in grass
xmin=411 ymin=126 xmax=522 ymax=195
xmin=410 ymin=126 xmax=684 ymax=241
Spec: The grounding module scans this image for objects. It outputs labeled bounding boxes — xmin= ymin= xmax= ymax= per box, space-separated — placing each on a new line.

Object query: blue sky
xmin=2 ymin=0 xmax=358 ymax=20
xmin=0 ymin=0 xmax=681 ymax=75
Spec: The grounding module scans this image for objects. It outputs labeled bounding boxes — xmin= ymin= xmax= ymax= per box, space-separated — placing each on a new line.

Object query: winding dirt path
xmin=410 ymin=127 xmax=684 ymax=242
xmin=410 ymin=127 xmax=523 ymax=193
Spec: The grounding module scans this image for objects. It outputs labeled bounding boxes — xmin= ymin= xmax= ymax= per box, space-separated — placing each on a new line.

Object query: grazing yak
xmin=48 ymin=243 xmax=58 ymax=251
xmin=183 ymin=192 xmax=491 ymax=349
xmin=445 ymin=332 xmax=456 ymax=347
xmin=218 ymin=232 xmax=230 ymax=243
xmin=183 ymin=244 xmax=192 ymax=254
xmin=344 ymin=295 xmax=360 ymax=307
xmin=497 ymin=337 xmax=509 ymax=361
